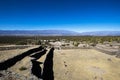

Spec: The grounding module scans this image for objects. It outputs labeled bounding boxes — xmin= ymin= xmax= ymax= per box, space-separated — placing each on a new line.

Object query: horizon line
xmin=0 ymin=29 xmax=120 ymax=33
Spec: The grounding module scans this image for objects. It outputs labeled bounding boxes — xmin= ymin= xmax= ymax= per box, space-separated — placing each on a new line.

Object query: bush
xmin=16 ymin=41 xmax=28 ymax=45
xmin=19 ymin=66 xmax=27 ymax=71
xmin=73 ymin=42 xmax=79 ymax=47
xmin=110 ymin=44 xmax=113 ymax=47
xmin=90 ymin=43 xmax=96 ymax=47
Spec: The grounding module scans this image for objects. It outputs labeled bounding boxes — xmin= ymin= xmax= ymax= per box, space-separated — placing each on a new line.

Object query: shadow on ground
xmin=0 ymin=46 xmax=43 ymax=70
xmin=30 ymin=49 xmax=47 ymax=78
xmin=30 ymin=49 xmax=47 ymax=60
xmin=31 ymin=59 xmax=43 ymax=78
xmin=0 ymin=46 xmax=55 ymax=80
xmin=42 ymin=47 xmax=54 ymax=80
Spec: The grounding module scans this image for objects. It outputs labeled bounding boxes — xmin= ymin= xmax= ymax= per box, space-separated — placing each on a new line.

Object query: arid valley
xmin=1 ymin=0 xmax=120 ymax=79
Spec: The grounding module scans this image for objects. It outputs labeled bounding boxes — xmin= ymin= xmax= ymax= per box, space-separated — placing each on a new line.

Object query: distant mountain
xmin=80 ymin=31 xmax=120 ymax=36
xmin=0 ymin=30 xmax=79 ymax=36
xmin=0 ymin=30 xmax=120 ymax=36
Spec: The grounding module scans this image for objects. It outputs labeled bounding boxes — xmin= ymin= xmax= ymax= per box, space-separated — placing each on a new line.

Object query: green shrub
xmin=19 ymin=66 xmax=27 ymax=71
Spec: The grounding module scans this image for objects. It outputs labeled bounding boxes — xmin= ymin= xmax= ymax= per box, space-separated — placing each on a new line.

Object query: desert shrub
xmin=37 ymin=40 xmax=42 ymax=45
xmin=73 ymin=42 xmax=79 ymax=47
xmin=110 ymin=44 xmax=113 ymax=47
xmin=90 ymin=43 xmax=96 ymax=47
xmin=62 ymin=44 xmax=66 ymax=47
xmin=19 ymin=66 xmax=27 ymax=71
xmin=16 ymin=41 xmax=28 ymax=45
xmin=0 ymin=36 xmax=120 ymax=45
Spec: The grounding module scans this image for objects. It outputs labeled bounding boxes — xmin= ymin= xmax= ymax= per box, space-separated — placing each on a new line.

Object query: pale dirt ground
xmin=54 ymin=49 xmax=120 ymax=80
xmin=0 ymin=46 xmax=120 ymax=80
xmin=0 ymin=46 xmax=39 ymax=79
xmin=0 ymin=45 xmax=39 ymax=62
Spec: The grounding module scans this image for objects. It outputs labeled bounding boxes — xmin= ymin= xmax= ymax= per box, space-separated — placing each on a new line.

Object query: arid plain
xmin=0 ymin=45 xmax=120 ymax=80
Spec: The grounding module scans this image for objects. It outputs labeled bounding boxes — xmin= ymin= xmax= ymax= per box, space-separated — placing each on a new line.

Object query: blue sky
xmin=0 ymin=0 xmax=120 ymax=32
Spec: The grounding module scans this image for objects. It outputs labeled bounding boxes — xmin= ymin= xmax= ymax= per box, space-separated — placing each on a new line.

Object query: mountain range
xmin=0 ymin=30 xmax=120 ymax=36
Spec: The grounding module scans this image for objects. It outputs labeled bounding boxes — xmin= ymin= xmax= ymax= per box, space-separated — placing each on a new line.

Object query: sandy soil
xmin=0 ymin=46 xmax=120 ymax=80
xmin=54 ymin=49 xmax=120 ymax=80
xmin=0 ymin=45 xmax=39 ymax=62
